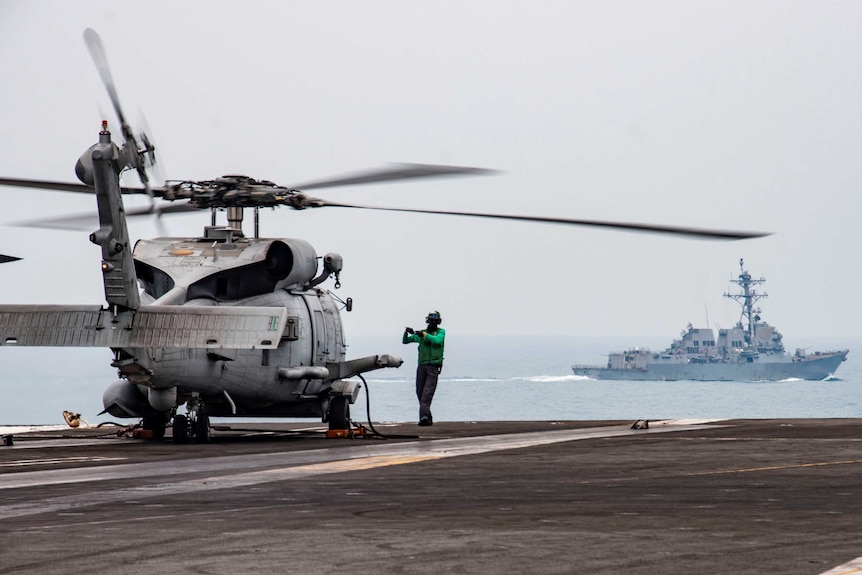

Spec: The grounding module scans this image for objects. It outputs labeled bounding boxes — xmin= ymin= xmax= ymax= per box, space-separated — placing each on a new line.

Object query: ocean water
xmin=0 ymin=335 xmax=858 ymax=426
xmin=351 ymin=334 xmax=861 ymax=423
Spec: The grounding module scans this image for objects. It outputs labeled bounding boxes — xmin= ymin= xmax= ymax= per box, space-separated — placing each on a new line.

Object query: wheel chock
xmin=326 ymin=425 xmax=371 ymax=439
xmin=132 ymin=428 xmax=155 ymax=440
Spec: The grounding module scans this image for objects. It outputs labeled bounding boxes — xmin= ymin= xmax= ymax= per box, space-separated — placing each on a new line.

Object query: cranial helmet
xmin=426 ymin=310 xmax=442 ymax=325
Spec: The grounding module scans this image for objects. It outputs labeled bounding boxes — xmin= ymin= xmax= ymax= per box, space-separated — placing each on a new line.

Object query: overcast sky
xmin=0 ymin=1 xmax=860 ymax=341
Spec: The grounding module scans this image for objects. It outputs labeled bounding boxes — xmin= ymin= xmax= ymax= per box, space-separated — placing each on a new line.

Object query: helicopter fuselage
xmin=101 ymin=232 xmax=350 ymax=420
xmin=0 ymin=125 xmax=402 ymax=442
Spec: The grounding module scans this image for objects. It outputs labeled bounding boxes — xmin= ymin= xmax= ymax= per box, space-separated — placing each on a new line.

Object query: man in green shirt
xmin=403 ymin=310 xmax=445 ymax=426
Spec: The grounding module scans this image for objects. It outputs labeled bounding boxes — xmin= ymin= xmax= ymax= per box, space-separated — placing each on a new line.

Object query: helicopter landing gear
xmin=327 ymin=395 xmax=350 ymax=430
xmin=193 ymin=410 xmax=211 ymax=443
xmin=172 ymin=414 xmax=189 ymax=444
xmin=172 ymin=395 xmax=211 ymax=444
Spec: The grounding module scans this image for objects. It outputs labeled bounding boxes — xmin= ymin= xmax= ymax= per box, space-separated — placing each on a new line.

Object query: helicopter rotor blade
xmin=84 ymin=29 xmax=155 ymax=191
xmin=0 ymin=177 xmax=149 ymax=195
xmin=84 ymin=28 xmax=128 ymax=130
xmin=290 ymin=163 xmax=499 ymax=191
xmin=133 ymin=111 xmax=169 ymax=232
xmin=0 ymin=176 xmax=770 ymax=239
xmin=316 ymin=201 xmax=771 ymax=240
xmin=0 ymin=254 xmax=21 ymax=264
xmin=135 ymin=202 xmax=199 ymax=216
xmin=0 ymin=177 xmax=98 ymax=194
xmin=8 ymin=202 xmax=199 ymax=231
xmin=137 ymin=111 xmax=166 ymax=186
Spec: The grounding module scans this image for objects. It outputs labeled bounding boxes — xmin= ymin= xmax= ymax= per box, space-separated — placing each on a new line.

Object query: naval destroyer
xmin=572 ymin=260 xmax=848 ymax=381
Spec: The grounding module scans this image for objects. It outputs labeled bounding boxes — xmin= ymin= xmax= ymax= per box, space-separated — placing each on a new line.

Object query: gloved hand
xmin=405 ymin=327 xmax=414 ymax=335
xmin=417 ymin=330 xmax=426 ymax=338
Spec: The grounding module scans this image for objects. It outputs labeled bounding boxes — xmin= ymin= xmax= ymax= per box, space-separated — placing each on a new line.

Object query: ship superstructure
xmin=572 ymin=260 xmax=848 ymax=381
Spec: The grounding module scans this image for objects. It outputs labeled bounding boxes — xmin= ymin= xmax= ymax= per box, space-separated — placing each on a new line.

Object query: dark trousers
xmin=416 ymin=363 xmax=442 ymax=421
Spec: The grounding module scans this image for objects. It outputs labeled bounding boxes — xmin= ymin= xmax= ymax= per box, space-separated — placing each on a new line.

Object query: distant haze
xmin=0 ymin=1 xmax=859 ymax=339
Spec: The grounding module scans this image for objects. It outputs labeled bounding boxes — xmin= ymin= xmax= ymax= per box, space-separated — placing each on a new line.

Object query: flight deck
xmin=0 ymin=419 xmax=860 ymax=575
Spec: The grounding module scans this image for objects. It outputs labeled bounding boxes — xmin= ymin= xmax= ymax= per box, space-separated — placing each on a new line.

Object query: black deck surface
xmin=0 ymin=419 xmax=859 ymax=574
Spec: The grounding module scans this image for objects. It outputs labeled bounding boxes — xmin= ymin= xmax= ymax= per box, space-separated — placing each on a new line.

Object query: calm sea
xmin=0 ymin=335 xmax=858 ymax=426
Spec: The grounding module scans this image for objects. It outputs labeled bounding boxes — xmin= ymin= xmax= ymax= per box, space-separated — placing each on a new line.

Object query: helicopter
xmin=0 ymin=30 xmax=769 ymax=443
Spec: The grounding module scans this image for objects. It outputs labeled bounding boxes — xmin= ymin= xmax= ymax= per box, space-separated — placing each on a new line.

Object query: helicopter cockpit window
xmin=135 ymin=262 xmax=175 ymax=299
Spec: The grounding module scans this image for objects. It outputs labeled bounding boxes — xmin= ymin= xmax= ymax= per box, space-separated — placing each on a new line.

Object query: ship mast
xmin=723 ymin=258 xmax=767 ymax=345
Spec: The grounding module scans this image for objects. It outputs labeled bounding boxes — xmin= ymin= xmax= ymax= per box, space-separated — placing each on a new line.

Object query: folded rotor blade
xmin=318 ymin=201 xmax=771 ymax=240
xmin=290 ymin=163 xmax=499 ymax=191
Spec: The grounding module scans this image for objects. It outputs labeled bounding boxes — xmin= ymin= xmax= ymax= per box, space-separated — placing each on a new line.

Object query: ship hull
xmin=572 ymin=351 xmax=848 ymax=382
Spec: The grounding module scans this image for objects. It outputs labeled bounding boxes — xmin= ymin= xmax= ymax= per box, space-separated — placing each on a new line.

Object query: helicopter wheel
xmin=142 ymin=415 xmax=166 ymax=440
xmin=328 ymin=395 xmax=350 ymax=430
xmin=172 ymin=414 xmax=189 ymax=444
xmin=193 ymin=412 xmax=211 ymax=444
